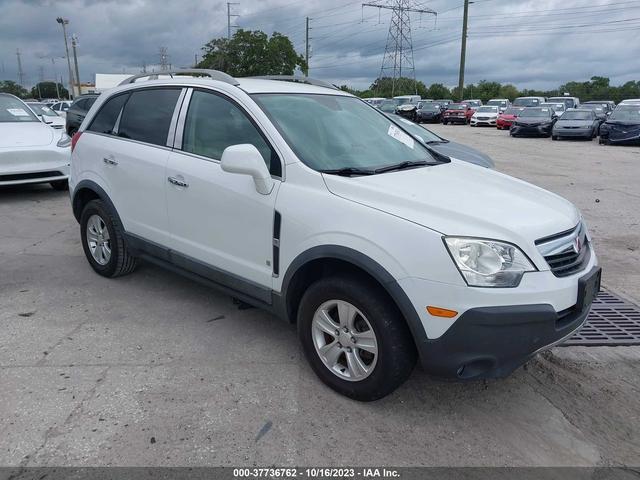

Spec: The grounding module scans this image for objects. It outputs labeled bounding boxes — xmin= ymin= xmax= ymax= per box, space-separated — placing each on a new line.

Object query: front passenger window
xmin=182 ymin=90 xmax=280 ymax=176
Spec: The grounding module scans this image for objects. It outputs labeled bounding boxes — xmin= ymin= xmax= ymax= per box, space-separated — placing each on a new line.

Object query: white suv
xmin=69 ymin=70 xmax=600 ymax=401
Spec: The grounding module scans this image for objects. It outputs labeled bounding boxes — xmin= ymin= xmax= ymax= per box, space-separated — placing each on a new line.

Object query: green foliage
xmin=0 ymin=80 xmax=29 ymax=98
xmin=425 ymin=83 xmax=451 ymax=99
xmin=197 ymin=29 xmax=306 ymax=77
xmin=30 ymin=81 xmax=68 ymax=100
xmin=368 ymin=77 xmax=428 ymax=98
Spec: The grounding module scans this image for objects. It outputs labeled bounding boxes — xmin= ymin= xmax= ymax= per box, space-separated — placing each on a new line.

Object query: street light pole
xmin=71 ymin=34 xmax=81 ymax=96
xmin=56 ymin=17 xmax=75 ymax=99
xmin=457 ymin=0 xmax=470 ymax=101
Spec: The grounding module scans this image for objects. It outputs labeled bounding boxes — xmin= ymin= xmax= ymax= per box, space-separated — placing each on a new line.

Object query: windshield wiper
xmin=374 ymin=160 xmax=431 ymax=174
xmin=319 ymin=167 xmax=376 ymax=177
xmin=425 ymin=139 xmax=448 ymax=145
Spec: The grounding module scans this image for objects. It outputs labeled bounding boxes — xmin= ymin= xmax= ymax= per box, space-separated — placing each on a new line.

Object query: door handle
xmin=103 ymin=157 xmax=118 ymax=166
xmin=168 ymin=176 xmax=189 ymax=188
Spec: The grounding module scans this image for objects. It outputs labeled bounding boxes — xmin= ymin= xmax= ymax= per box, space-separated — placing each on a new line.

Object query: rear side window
xmin=88 ymin=93 xmax=130 ymax=135
xmin=118 ymin=88 xmax=181 ymax=146
xmin=181 ymin=90 xmax=280 ymax=176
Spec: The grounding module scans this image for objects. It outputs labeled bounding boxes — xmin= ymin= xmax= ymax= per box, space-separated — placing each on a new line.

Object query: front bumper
xmin=0 ymin=147 xmax=70 ymax=186
xmin=471 ymin=118 xmax=497 ymax=126
xmin=554 ymin=128 xmax=592 ymax=138
xmin=511 ymin=123 xmax=553 ymax=136
xmin=417 ymin=113 xmax=441 ymax=122
xmin=444 ymin=115 xmax=467 ymax=123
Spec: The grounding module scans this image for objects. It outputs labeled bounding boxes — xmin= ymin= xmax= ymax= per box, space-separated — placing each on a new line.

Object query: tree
xmin=368 ymin=77 xmax=427 ymax=98
xmin=197 ymin=29 xmax=306 ymax=77
xmin=498 ymin=84 xmax=519 ymax=101
xmin=0 ymin=80 xmax=29 ymax=98
xmin=426 ymin=83 xmax=450 ymax=99
xmin=30 ymin=81 xmax=68 ymax=99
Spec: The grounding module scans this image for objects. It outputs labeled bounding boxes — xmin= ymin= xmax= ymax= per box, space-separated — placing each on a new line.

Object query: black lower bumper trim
xmin=418 ymin=267 xmax=600 ymax=380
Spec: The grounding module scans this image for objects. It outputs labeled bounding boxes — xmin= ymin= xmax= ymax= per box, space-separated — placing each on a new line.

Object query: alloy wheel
xmin=86 ymin=214 xmax=111 ymax=265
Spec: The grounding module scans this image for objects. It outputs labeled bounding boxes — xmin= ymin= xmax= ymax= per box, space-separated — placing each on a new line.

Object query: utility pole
xmin=16 ymin=49 xmax=25 ymax=86
xmin=305 ymin=17 xmax=311 ymax=76
xmin=71 ymin=34 xmax=81 ymax=96
xmin=457 ymin=0 xmax=470 ymax=101
xmin=363 ymin=1 xmax=437 ymax=97
xmin=56 ymin=17 xmax=76 ymax=98
xmin=51 ymin=58 xmax=60 ymax=99
xmin=227 ymin=2 xmax=239 ymax=39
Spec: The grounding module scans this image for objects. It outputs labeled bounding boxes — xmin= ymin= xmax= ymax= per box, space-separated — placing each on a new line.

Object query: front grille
xmin=0 ymin=171 xmax=64 ymax=182
xmin=536 ymin=222 xmax=590 ymax=277
xmin=478 ymin=117 xmax=489 ymax=120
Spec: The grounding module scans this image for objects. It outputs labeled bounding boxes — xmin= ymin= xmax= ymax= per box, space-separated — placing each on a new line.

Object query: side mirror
xmin=220 ymin=144 xmax=274 ymax=195
xmin=39 ymin=115 xmax=53 ymax=125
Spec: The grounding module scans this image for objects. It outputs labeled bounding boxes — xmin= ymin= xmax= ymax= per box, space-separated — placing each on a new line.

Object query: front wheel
xmin=298 ymin=275 xmax=417 ymax=401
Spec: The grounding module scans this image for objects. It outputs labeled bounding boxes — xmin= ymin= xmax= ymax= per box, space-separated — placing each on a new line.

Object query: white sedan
xmin=470 ymin=106 xmax=500 ymax=126
xmin=0 ymin=93 xmax=71 ymax=190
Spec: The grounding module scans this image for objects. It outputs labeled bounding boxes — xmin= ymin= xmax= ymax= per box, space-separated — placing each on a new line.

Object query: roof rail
xmin=249 ymin=75 xmax=339 ymax=90
xmin=118 ymin=69 xmax=239 ymax=87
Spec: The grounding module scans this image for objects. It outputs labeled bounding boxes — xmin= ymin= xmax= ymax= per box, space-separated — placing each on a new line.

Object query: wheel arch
xmin=279 ymin=245 xmax=428 ymax=348
xmin=72 ymin=180 xmax=121 ymax=226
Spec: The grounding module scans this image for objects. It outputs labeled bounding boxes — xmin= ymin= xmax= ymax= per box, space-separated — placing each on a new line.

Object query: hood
xmin=429 ymin=141 xmax=494 ymax=169
xmin=556 ymin=119 xmax=592 ymax=127
xmin=322 ymin=160 xmax=579 ymax=245
xmin=0 ymin=122 xmax=54 ymax=148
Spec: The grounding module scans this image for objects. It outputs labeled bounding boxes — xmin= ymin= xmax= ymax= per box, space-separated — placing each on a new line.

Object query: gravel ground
xmin=1 ymin=128 xmax=639 ymax=467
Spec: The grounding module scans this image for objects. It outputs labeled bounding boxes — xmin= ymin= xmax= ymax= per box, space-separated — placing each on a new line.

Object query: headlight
xmin=57 ymin=133 xmax=72 ymax=148
xmin=444 ymin=237 xmax=536 ymax=287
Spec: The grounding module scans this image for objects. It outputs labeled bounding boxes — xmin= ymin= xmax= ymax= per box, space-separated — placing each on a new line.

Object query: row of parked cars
xmin=24 ymin=94 xmax=100 ymax=136
xmin=365 ymin=95 xmax=640 ymax=145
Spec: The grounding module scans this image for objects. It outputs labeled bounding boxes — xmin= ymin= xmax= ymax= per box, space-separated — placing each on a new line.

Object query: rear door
xmin=82 ymin=87 xmax=184 ymax=245
xmin=165 ymin=88 xmax=282 ymax=291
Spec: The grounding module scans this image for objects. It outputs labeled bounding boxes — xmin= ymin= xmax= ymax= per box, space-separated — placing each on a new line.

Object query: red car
xmin=442 ymin=103 xmax=473 ymax=124
xmin=497 ymin=107 xmax=525 ymax=130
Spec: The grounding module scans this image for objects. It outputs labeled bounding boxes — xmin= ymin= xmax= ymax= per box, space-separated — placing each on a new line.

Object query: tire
xmin=50 ymin=179 xmax=69 ymax=191
xmin=297 ymin=275 xmax=417 ymax=401
xmin=443 ymin=120 xmax=448 ymax=125
xmin=80 ymin=199 xmax=138 ymax=278
xmin=552 ymin=135 xmax=558 ymax=141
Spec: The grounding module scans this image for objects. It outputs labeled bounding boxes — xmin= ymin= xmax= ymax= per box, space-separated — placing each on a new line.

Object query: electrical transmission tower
xmin=158 ymin=47 xmax=169 ymax=71
xmin=363 ymin=0 xmax=436 ymax=96
xmin=16 ymin=49 xmax=25 ymax=86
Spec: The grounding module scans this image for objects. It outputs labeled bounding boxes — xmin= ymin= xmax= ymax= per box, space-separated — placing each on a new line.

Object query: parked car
xmin=378 ymin=99 xmax=397 ymax=114
xmin=580 ymin=103 xmax=608 ymax=122
xmin=66 ymin=94 xmax=99 ymax=135
xmin=513 ymin=96 xmax=545 ymax=108
xmin=50 ymin=100 xmax=72 ymax=118
xmin=619 ymin=99 xmax=640 ymax=105
xmin=540 ymin=102 xmax=566 ymax=117
xmin=415 ymin=102 xmax=444 ymax=123
xmin=386 ymin=114 xmax=494 ymax=168
xmin=598 ymin=104 xmax=640 ymax=145
xmin=25 ymin=102 xmax=66 ymax=129
xmin=435 ymin=99 xmax=453 ymax=108
xmin=551 ymin=109 xmax=600 ymax=140
xmin=462 ymin=99 xmax=483 ymax=108
xmin=69 ymin=70 xmax=599 ymax=401
xmin=510 ymin=106 xmax=557 ymax=137
xmin=548 ymin=96 xmax=580 ymax=110
xmin=496 ymin=107 xmax=524 ymax=130
xmin=442 ymin=103 xmax=472 ymax=124
xmin=393 ymin=95 xmax=421 ymax=105
xmin=470 ymin=106 xmax=500 ymax=127
xmin=583 ymin=100 xmax=615 ymax=115
xmin=486 ymin=98 xmax=510 ymax=113
xmin=364 ymin=97 xmax=385 ymax=108
xmin=0 ymin=93 xmax=71 ymax=189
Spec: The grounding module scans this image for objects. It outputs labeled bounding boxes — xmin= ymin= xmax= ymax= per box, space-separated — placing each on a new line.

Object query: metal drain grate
xmin=562 ymin=290 xmax=640 ymax=346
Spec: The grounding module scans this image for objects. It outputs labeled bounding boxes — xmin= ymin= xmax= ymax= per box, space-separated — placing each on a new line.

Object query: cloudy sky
xmin=1 ymin=0 xmax=639 ymax=91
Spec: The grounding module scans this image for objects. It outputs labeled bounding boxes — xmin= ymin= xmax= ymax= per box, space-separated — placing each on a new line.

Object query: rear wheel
xmin=298 ymin=275 xmax=417 ymax=401
xmin=80 ymin=200 xmax=138 ymax=278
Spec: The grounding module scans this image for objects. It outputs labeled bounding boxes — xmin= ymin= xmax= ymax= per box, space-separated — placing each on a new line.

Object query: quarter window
xmin=88 ymin=93 xmax=130 ymax=135
xmin=182 ymin=90 xmax=280 ymax=176
xmin=117 ymin=88 xmax=181 ymax=146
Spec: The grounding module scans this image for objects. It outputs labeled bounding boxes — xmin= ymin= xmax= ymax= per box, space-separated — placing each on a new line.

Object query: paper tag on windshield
xmin=387 ymin=124 xmax=415 ymax=149
xmin=7 ymin=108 xmax=29 ymax=117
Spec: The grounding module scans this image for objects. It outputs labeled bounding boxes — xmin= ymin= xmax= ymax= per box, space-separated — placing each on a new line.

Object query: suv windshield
xmin=609 ymin=105 xmax=640 ymax=122
xmin=487 ymin=100 xmax=507 ymax=107
xmin=447 ymin=104 xmax=465 ymax=110
xmin=477 ymin=106 xmax=498 ymax=113
xmin=513 ymin=98 xmax=540 ymax=107
xmin=561 ymin=111 xmax=593 ymax=120
xmin=394 ymin=98 xmax=412 ymax=106
xmin=520 ymin=107 xmax=552 ymax=118
xmin=421 ymin=103 xmax=440 ymax=111
xmin=254 ymin=94 xmax=436 ymax=172
xmin=0 ymin=95 xmax=39 ymax=123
